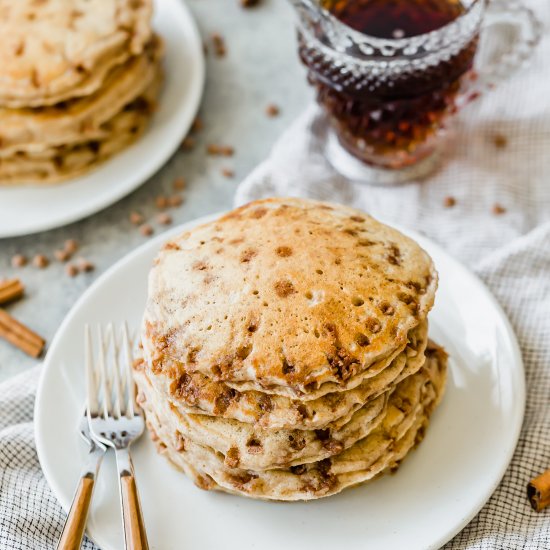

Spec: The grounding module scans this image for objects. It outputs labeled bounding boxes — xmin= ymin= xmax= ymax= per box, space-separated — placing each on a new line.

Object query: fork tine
xmin=108 ymin=323 xmax=123 ymax=419
xmin=122 ymin=322 xmax=135 ymax=418
xmin=85 ymin=324 xmax=98 ymax=416
xmin=97 ymin=324 xmax=111 ymax=419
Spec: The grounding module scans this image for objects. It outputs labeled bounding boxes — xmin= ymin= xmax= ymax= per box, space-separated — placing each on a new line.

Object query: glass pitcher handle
xmin=460 ymin=0 xmax=542 ymax=105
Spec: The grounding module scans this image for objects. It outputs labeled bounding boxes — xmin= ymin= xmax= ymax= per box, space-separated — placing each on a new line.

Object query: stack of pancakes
xmin=135 ymin=197 xmax=448 ymax=501
xmin=0 ymin=0 xmax=162 ymax=185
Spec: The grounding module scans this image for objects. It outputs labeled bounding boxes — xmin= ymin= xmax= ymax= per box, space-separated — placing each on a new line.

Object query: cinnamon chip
xmin=212 ymin=33 xmax=226 ymax=57
xmin=191 ymin=117 xmax=203 ymax=133
xmin=54 ymin=249 xmax=70 ymax=262
xmin=169 ymin=195 xmax=183 ymax=207
xmin=11 ymin=254 xmax=27 ymax=268
xmin=221 ymin=168 xmax=234 ymax=179
xmin=492 ymin=203 xmax=506 ymax=215
xmin=173 ymin=177 xmax=186 ymax=191
xmin=157 ymin=213 xmax=172 ymax=226
xmin=130 ymin=211 xmax=144 ymax=226
xmin=140 ymin=224 xmax=154 ymax=236
xmin=180 ymin=137 xmax=195 ymax=151
xmin=77 ymin=258 xmax=95 ymax=272
xmin=207 ymin=144 xmax=234 ymax=156
xmin=443 ymin=196 xmax=456 ymax=208
xmin=64 ymin=239 xmax=79 ymax=254
xmin=492 ymin=134 xmax=508 ymax=149
xmin=241 ymin=0 xmax=261 ymax=6
xmin=32 ymin=254 xmax=49 ymax=269
xmin=156 ymin=196 xmax=168 ymax=210
xmin=266 ymin=103 xmax=280 ymax=117
xmin=65 ymin=264 xmax=79 ymax=277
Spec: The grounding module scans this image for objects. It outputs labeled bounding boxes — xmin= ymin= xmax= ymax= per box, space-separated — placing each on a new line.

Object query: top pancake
xmin=0 ymin=0 xmax=152 ymax=107
xmin=143 ymin=197 xmax=438 ymax=396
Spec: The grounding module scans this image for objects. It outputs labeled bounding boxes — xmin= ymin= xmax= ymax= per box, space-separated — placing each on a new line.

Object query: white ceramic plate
xmin=0 ymin=0 xmax=204 ymax=239
xmin=36 ymin=214 xmax=524 ymax=550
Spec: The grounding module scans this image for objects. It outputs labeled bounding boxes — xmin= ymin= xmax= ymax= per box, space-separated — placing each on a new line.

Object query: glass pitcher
xmin=291 ymin=0 xmax=541 ymax=185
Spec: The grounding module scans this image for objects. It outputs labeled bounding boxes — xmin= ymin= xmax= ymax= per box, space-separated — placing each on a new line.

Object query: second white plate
xmin=35 ymin=214 xmax=524 ymax=550
xmin=0 ymin=0 xmax=204 ymax=238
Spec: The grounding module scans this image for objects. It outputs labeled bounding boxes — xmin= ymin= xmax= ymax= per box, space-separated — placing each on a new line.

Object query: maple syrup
xmin=299 ymin=0 xmax=479 ymax=169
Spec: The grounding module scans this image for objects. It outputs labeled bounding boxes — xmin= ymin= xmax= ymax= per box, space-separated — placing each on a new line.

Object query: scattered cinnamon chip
xmin=130 ymin=211 xmax=144 ymax=226
xmin=156 ymin=196 xmax=168 ymax=210
xmin=33 ymin=254 xmax=49 ymax=269
xmin=443 ymin=196 xmax=456 ymax=208
xmin=11 ymin=254 xmax=27 ymax=268
xmin=77 ymin=258 xmax=95 ymax=272
xmin=140 ymin=224 xmax=154 ymax=236
xmin=180 ymin=136 xmax=195 ymax=151
xmin=212 ymin=33 xmax=226 ymax=57
xmin=173 ymin=177 xmax=186 ymax=191
xmin=191 ymin=117 xmax=203 ymax=133
xmin=169 ymin=195 xmax=183 ymax=207
xmin=241 ymin=0 xmax=261 ymax=6
xmin=54 ymin=249 xmax=70 ymax=262
xmin=64 ymin=239 xmax=79 ymax=254
xmin=65 ymin=264 xmax=79 ymax=277
xmin=266 ymin=103 xmax=280 ymax=117
xmin=157 ymin=213 xmax=172 ymax=226
xmin=207 ymin=144 xmax=234 ymax=156
xmin=492 ymin=203 xmax=506 ymax=215
xmin=221 ymin=168 xmax=234 ymax=178
xmin=492 ymin=134 xmax=508 ymax=149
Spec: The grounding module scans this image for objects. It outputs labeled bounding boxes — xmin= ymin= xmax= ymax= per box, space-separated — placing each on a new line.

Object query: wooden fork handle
xmin=120 ymin=471 xmax=149 ymax=550
xmin=57 ymin=474 xmax=95 ymax=550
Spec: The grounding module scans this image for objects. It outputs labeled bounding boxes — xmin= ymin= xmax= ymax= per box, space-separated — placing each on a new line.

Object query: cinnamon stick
xmin=0 ymin=308 xmax=45 ymax=358
xmin=0 ymin=279 xmax=24 ymax=305
xmin=527 ymin=468 xmax=550 ymax=512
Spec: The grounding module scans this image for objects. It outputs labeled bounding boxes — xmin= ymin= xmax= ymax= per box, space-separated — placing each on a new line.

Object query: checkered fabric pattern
xmin=0 ymin=370 xmax=97 ymax=550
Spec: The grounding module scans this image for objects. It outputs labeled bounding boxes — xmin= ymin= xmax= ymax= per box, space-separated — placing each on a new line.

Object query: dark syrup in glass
xmin=328 ymin=0 xmax=465 ymax=38
xmin=299 ymin=0 xmax=478 ymax=168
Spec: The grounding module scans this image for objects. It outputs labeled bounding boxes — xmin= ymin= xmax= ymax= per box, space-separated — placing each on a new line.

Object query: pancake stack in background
xmin=0 ymin=0 xmax=162 ymax=185
xmin=135 ymin=197 xmax=448 ymax=501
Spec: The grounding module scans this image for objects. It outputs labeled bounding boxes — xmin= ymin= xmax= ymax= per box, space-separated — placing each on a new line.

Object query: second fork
xmin=86 ymin=324 xmax=149 ymax=550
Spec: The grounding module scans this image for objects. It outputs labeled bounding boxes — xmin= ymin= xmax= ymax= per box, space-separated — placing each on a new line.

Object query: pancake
xmin=0 ymin=38 xmax=162 ymax=157
xmin=0 ymin=0 xmax=152 ymax=107
xmin=142 ymin=198 xmax=438 ymax=398
xmin=138 ymin=342 xmax=447 ymax=501
xmin=0 ymin=75 xmax=161 ymax=185
xmin=138 ymin=320 xmax=427 ymax=430
xmin=136 ymin=367 xmax=389 ymax=470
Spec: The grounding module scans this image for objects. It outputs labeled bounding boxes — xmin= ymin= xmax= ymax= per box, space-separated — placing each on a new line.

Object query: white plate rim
xmin=35 ymin=213 xmax=525 ymax=550
xmin=0 ymin=0 xmax=204 ymax=239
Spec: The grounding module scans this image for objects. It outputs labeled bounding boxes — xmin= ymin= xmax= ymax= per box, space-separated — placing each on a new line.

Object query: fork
xmin=56 ymin=399 xmax=106 ymax=549
xmin=86 ymin=323 xmax=149 ymax=550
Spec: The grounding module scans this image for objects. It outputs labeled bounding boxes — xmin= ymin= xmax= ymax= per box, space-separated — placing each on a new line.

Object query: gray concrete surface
xmin=0 ymin=0 xmax=312 ymax=382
